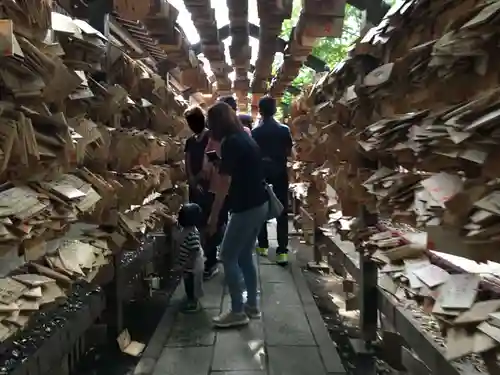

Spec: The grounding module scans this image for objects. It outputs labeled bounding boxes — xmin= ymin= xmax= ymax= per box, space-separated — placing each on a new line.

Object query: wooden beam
xmin=347 ymin=0 xmax=390 ymax=25
xmin=87 ymin=0 xmax=113 ymax=34
xmin=108 ymin=16 xmax=145 ymax=56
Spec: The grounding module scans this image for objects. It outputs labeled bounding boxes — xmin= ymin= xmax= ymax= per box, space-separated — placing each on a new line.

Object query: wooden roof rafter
xmin=109 ymin=0 xmax=212 ymax=94
xmin=251 ymin=0 xmax=293 ymax=97
xmin=191 ymin=22 xmax=330 ymax=74
xmin=182 ymin=0 xmax=232 ymax=95
xmin=64 ymin=0 xmax=213 ymax=95
xmin=226 ymin=0 xmax=251 ymax=110
xmin=111 ymin=13 xmax=169 ymax=62
xmin=270 ymin=0 xmax=347 ymax=98
xmin=61 ymin=0 xmax=168 ymax=62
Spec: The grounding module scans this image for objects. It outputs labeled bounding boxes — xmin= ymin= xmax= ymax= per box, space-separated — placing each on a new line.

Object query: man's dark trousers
xmin=258 ymin=172 xmax=289 ymax=254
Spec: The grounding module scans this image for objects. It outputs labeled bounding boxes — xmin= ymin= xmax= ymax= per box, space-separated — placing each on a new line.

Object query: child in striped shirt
xmin=172 ymin=203 xmax=205 ymax=313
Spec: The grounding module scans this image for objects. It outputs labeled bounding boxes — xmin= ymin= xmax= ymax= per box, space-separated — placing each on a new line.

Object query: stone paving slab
xmin=259 ymin=263 xmax=294 ymax=284
xmin=258 ymin=241 xmax=278 ymax=265
xmin=212 ymin=320 xmax=266 ymax=372
xmin=260 ymin=280 xmax=302 ymax=307
xmin=202 ymin=273 xmax=225 ymax=305
xmin=137 ymin=223 xmax=346 ymax=375
xmin=166 ymin=308 xmax=218 ymax=347
xmin=263 ymin=304 xmax=316 ymax=346
xmin=153 ymin=347 xmax=212 ymax=375
xmin=211 ymin=372 xmax=266 ymax=375
xmin=267 ymin=346 xmax=327 ymax=375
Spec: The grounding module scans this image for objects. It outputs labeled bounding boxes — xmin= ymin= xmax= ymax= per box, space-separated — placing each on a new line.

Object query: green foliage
xmin=309 ymin=5 xmax=362 ymax=68
xmin=275 ymin=3 xmax=363 ymax=108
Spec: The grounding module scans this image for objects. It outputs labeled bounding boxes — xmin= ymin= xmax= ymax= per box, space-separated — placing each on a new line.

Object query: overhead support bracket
xmin=346 ymin=0 xmax=390 ymax=25
xmin=191 ymin=0 xmax=390 ymax=74
xmin=193 ymin=23 xmax=328 ymax=73
xmin=87 ymin=0 xmax=113 ymax=34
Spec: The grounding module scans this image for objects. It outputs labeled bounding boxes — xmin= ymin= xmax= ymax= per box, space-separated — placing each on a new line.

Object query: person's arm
xmin=284 ymin=127 xmax=293 ymax=158
xmin=209 ymin=139 xmax=234 ymax=224
xmin=200 ymin=139 xmax=212 ymax=180
xmin=185 ymin=153 xmax=193 ymax=181
xmin=243 ymin=127 xmax=252 ymax=136
xmin=184 ymin=139 xmax=195 ymax=183
xmin=251 ymin=127 xmax=258 ymax=144
xmin=211 ymin=175 xmax=230 ymax=224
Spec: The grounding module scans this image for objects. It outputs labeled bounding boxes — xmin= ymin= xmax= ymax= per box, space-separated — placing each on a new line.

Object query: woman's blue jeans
xmin=220 ymin=202 xmax=268 ymax=313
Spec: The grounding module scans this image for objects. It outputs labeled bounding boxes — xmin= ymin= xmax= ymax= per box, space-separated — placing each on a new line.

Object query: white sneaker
xmin=244 ymin=304 xmax=261 ymax=319
xmin=212 ymin=311 xmax=249 ymax=328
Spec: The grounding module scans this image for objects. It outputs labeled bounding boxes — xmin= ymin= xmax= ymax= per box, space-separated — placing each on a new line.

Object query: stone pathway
xmin=134 ymin=226 xmax=346 ymax=375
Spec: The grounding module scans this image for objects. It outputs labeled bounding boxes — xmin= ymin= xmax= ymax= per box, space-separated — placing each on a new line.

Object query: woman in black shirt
xmin=207 ymin=102 xmax=269 ymax=328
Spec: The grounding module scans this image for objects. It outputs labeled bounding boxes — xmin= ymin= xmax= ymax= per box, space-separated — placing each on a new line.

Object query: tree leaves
xmin=276 ymin=3 xmax=362 ymax=110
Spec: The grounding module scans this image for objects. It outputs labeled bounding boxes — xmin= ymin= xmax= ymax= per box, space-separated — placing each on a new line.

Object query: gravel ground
xmin=291 ymin=236 xmax=493 ymax=375
xmin=398 ymin=299 xmax=489 ymax=373
xmin=302 ymin=267 xmax=401 ymax=375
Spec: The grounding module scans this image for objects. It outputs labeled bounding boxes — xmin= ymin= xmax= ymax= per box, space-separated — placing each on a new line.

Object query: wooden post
xmin=307 ymin=212 xmax=330 ymax=272
xmin=354 ymin=205 xmax=378 ymax=375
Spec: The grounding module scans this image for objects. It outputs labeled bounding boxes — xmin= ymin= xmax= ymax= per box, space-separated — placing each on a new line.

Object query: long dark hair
xmin=207 ymin=102 xmax=244 ymax=141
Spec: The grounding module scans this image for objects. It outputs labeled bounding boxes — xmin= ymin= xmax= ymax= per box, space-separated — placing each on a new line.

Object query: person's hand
xmin=172 ymin=264 xmax=182 ymax=273
xmin=207 ymin=215 xmax=217 ymax=236
xmin=189 ymin=177 xmax=203 ymax=192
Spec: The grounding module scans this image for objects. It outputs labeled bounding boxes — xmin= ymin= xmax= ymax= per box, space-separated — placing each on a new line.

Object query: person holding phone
xmin=206 ymin=150 xmax=219 ymax=163
xmin=200 ymin=95 xmax=249 ymax=280
xmin=206 ymin=102 xmax=268 ymax=328
xmin=200 ymin=127 xmax=227 ymax=280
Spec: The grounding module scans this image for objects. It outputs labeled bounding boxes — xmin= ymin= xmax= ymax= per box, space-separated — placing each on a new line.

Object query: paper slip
xmin=474 ymin=191 xmax=500 ymax=216
xmin=12 ymin=273 xmax=56 ymax=287
xmin=454 ymin=299 xmax=500 ymax=324
xmin=412 ymin=264 xmax=450 ymax=288
xmin=369 ymin=231 xmax=393 ymax=241
xmin=403 ymin=258 xmax=431 ymax=268
xmin=380 ymin=264 xmax=405 ymax=273
xmin=477 ymin=322 xmax=500 ymax=343
xmin=0 ymin=278 xmax=28 ymax=304
xmin=445 ymin=328 xmax=474 ymax=360
xmin=404 ymin=258 xmax=431 ymax=289
xmin=402 ymin=232 xmax=428 ymax=249
xmin=473 ymin=332 xmax=498 ymax=354
xmin=488 ymin=311 xmax=500 ymax=328
xmin=421 ymin=172 xmax=463 ymax=207
xmin=432 ymin=288 xmax=461 ymax=316
xmin=117 ymin=329 xmax=145 ymax=357
xmin=439 ymin=274 xmax=480 ymax=310
xmin=406 ymin=270 xmax=424 ymax=289
xmin=23 ymin=287 xmax=42 ymax=298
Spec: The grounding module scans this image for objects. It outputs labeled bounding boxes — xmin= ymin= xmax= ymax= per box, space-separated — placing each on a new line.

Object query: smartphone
xmin=206 ymin=150 xmax=220 ymax=162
